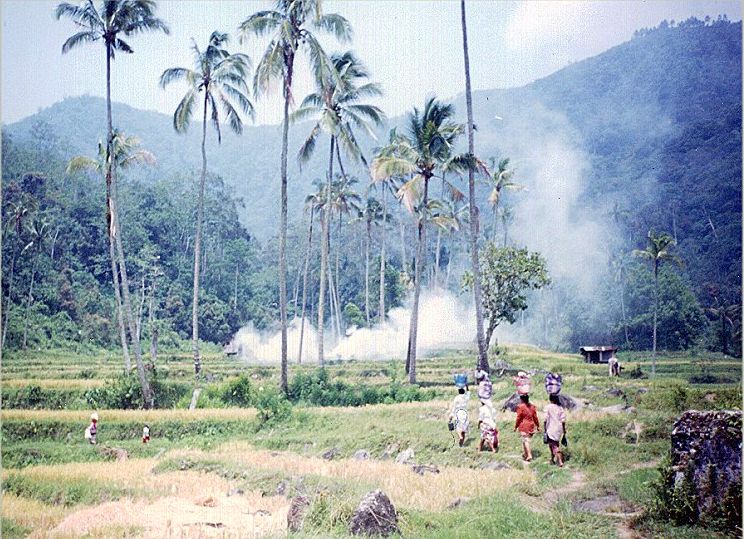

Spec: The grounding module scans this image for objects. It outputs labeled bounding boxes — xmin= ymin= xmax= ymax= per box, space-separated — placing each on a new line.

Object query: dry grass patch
xmin=174 ymin=442 xmax=531 ymax=512
xmin=2 ymin=378 xmax=107 ymax=389
xmin=1 ymin=492 xmax=68 ymax=531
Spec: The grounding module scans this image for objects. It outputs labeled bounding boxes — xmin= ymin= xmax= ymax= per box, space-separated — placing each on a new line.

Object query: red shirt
xmin=515 ymin=402 xmax=539 ymax=434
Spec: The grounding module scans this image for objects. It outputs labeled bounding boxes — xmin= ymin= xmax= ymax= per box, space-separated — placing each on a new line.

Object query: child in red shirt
xmin=514 ymin=394 xmax=540 ymax=462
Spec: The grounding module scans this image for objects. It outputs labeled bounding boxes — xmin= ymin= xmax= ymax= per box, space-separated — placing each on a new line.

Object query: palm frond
xmin=159 ymin=67 xmax=198 ymax=88
xmin=221 ymin=83 xmax=255 ymax=122
xmin=238 ymin=10 xmax=282 ymax=41
xmin=313 ymin=13 xmax=352 ymax=42
xmin=297 ymin=123 xmax=321 ymax=165
xmin=215 ymin=88 xmax=244 ymax=136
xmin=207 ymin=91 xmax=223 ymax=143
xmin=253 ymin=39 xmax=284 ymax=96
xmin=173 ymin=87 xmax=198 ymax=132
xmin=396 ymin=175 xmax=424 ymax=214
xmin=113 ymin=37 xmax=133 ymax=53
xmin=66 ymin=155 xmax=99 ymax=174
xmin=289 ymin=105 xmax=319 ymax=124
xmin=61 ymin=30 xmax=100 ymax=53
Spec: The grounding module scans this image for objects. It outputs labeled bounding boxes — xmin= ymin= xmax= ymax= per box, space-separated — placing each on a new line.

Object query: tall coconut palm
xmin=357 ymin=196 xmax=385 ymax=326
xmin=372 ymin=97 xmax=467 ymax=383
xmin=610 ymin=255 xmax=631 ymax=349
xmin=67 ymin=131 xmax=156 ymax=372
xmin=632 ymin=230 xmax=681 ymax=375
xmin=21 ymin=214 xmax=50 ymax=350
xmin=291 ymin=50 xmax=383 ymax=362
xmin=239 ymin=1 xmax=351 ymax=389
xmin=433 ymin=196 xmax=468 ymax=287
xmin=56 ymin=0 xmax=168 ymax=408
xmin=160 ymin=31 xmax=253 ymax=377
xmin=460 ymin=0 xmax=489 ymax=372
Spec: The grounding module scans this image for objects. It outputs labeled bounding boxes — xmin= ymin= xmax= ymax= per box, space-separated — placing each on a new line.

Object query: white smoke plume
xmin=229 ymin=289 xmax=477 ymax=363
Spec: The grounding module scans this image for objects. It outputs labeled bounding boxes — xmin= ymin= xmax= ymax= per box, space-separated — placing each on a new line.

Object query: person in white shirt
xmin=544 ymin=394 xmax=567 ymax=467
xmin=449 ymin=386 xmax=470 ymax=447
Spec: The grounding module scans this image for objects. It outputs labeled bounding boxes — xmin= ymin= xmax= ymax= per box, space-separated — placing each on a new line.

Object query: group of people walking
xmin=448 ymin=369 xmax=568 ymax=466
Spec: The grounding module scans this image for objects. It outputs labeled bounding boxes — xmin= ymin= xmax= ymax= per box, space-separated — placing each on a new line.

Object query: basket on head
xmin=545 ymin=373 xmax=562 ymax=395
xmin=513 ymin=371 xmax=531 ymax=396
xmin=90 ymin=412 xmax=99 ymax=422
xmin=454 ymin=373 xmax=468 ymax=388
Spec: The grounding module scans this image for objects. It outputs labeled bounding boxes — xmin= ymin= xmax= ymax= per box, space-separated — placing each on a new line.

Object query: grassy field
xmin=1 ymin=344 xmax=741 ymax=538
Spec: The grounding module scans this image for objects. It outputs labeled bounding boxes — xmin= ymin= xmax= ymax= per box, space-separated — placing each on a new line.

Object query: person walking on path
xmin=478 ymin=399 xmax=499 ymax=452
xmin=514 ymin=394 xmax=539 ymax=462
xmin=544 ymin=394 xmax=567 ymax=467
xmin=85 ymin=412 xmax=98 ymax=445
xmin=449 ymin=386 xmax=471 ymax=447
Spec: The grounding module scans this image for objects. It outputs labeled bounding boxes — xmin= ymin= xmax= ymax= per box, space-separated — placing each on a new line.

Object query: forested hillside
xmin=2 ymin=17 xmax=740 ymax=355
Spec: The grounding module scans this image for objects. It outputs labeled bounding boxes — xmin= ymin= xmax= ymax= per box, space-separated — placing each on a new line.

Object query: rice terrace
xmin=1 ymin=1 xmax=741 ymax=538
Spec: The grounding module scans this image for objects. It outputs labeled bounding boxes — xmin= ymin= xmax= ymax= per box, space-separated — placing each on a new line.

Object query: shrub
xmin=254 ymin=387 xmax=292 ymax=428
xmin=220 ymin=374 xmax=253 ymax=407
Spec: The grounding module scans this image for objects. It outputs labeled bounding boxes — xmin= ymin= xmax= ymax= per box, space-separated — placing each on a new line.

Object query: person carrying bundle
xmin=478 ymin=399 xmax=499 ymax=452
xmin=449 ymin=382 xmax=470 ymax=447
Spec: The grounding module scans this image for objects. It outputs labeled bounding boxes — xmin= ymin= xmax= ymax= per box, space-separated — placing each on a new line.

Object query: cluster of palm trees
xmin=56 ymin=0 xmax=495 ymax=398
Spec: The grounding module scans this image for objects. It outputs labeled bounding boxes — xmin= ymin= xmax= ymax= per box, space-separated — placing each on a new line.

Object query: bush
xmin=84 ymin=374 xmax=190 ymax=410
xmin=220 ymin=374 xmax=253 ymax=407
xmin=254 ymin=387 xmax=292 ymax=428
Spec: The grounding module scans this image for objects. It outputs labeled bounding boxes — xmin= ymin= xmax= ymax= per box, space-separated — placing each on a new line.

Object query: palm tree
xmin=432 ymin=196 xmax=468 ymax=287
xmin=486 ymin=157 xmax=522 ymax=242
xmin=298 ymin=181 xmax=325 ymax=363
xmin=460 ymin=0 xmax=489 ymax=372
xmin=632 ymin=230 xmax=681 ymax=375
xmin=56 ymin=0 xmax=168 ymax=408
xmin=357 ymin=196 xmax=385 ymax=326
xmin=610 ymin=255 xmax=631 ymax=349
xmin=67 ymin=131 xmax=155 ymax=372
xmin=160 ymin=31 xmax=253 ymax=377
xmin=239 ymin=1 xmax=351 ymax=390
xmin=291 ymin=50 xmax=383 ymax=362
xmin=21 ymin=214 xmax=50 ymax=350
xmin=328 ymin=174 xmax=362 ymax=337
xmin=372 ymin=97 xmax=466 ymax=383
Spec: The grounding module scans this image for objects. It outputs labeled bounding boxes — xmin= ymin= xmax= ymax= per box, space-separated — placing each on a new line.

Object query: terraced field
xmin=2 ymin=345 xmax=740 ymax=538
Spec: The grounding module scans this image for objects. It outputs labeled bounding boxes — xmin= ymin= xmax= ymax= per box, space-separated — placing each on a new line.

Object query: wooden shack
xmin=580 ymin=346 xmax=618 ymax=364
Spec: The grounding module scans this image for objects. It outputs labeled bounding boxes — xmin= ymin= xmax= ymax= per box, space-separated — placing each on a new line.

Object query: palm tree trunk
xmin=278 ymin=59 xmax=294 ymax=395
xmin=620 ymin=278 xmax=630 ymax=348
xmin=492 ymin=208 xmax=498 ymax=243
xmin=191 ymin=91 xmax=209 ymax=379
xmin=365 ymin=220 xmax=371 ymax=327
xmin=399 ymin=218 xmax=408 ymax=273
xmin=334 ymin=213 xmax=342 ymax=337
xmin=233 ymin=265 xmax=239 ymax=309
xmin=406 ymin=176 xmax=428 ymax=384
xmin=298 ymin=214 xmax=314 ymax=364
xmin=379 ymin=187 xmax=387 ymax=323
xmin=103 ymin=44 xmax=152 ymax=406
xmin=22 ymin=256 xmax=37 ymax=350
xmin=461 ymin=0 xmax=489 ymax=372
xmin=318 ymin=135 xmax=335 ymax=366
xmin=434 ymin=228 xmax=442 ymax=288
xmin=652 ymin=264 xmax=658 ymax=376
xmin=2 ymin=253 xmax=15 ymax=350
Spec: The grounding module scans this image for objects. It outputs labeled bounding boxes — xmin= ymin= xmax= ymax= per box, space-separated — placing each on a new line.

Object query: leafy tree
xmin=460 ymin=0 xmax=489 ymax=371
xmin=464 ymin=244 xmax=550 ymax=349
xmin=160 ymin=31 xmax=253 ymax=377
xmin=56 ymin=0 xmax=168 ymax=408
xmin=239 ymin=0 xmax=351 ymax=391
xmin=633 ymin=229 xmax=681 ymax=375
xmin=486 ymin=157 xmax=522 ymax=242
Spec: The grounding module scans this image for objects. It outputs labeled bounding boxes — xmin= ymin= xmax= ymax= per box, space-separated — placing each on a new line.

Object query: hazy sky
xmin=2 ymin=0 xmax=740 ymax=125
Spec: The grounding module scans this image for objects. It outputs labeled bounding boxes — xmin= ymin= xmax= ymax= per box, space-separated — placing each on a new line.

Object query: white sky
xmin=2 ymin=0 xmax=740 ymax=125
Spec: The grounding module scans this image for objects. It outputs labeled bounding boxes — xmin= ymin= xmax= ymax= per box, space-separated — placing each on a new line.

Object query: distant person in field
xmin=449 ymin=385 xmax=471 ymax=447
xmin=142 ymin=424 xmax=150 ymax=444
xmin=85 ymin=412 xmax=98 ymax=445
xmin=478 ymin=399 xmax=499 ymax=452
xmin=608 ymin=353 xmax=620 ymax=377
xmin=544 ymin=394 xmax=567 ymax=467
xmin=514 ymin=394 xmax=540 ymax=462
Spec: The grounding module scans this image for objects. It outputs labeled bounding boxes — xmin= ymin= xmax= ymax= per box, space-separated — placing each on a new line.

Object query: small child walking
xmin=142 ymin=424 xmax=150 ymax=444
xmin=544 ymin=394 xmax=567 ymax=467
xmin=85 ymin=412 xmax=98 ymax=445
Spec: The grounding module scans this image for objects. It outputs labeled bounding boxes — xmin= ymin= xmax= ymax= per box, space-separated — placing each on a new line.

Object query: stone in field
xmin=411 ymin=464 xmax=439 ymax=475
xmin=395 ymin=448 xmax=415 ymax=464
xmin=348 ymin=490 xmax=399 ymax=537
xmin=353 ymin=449 xmax=371 ymax=461
xmin=380 ymin=443 xmax=399 ymax=460
xmin=287 ymin=495 xmax=311 ymax=532
xmin=322 ymin=447 xmax=340 ymax=460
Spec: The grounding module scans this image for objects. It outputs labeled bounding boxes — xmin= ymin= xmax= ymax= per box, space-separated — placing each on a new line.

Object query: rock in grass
xmin=348 ymin=490 xmax=399 ymax=537
xmin=380 ymin=443 xmax=399 ymax=460
xmin=411 ymin=464 xmax=439 ymax=475
xmin=395 ymin=448 xmax=415 ymax=464
xmin=448 ymin=496 xmax=471 ymax=509
xmin=353 ymin=449 xmax=371 ymax=461
xmin=668 ymin=410 xmax=742 ymax=524
xmin=322 ymin=447 xmax=340 ymax=460
xmin=275 ymin=480 xmax=289 ymax=496
xmin=479 ymin=461 xmax=511 ymax=471
xmin=287 ymin=495 xmax=311 ymax=532
xmin=99 ymin=446 xmax=128 ymax=461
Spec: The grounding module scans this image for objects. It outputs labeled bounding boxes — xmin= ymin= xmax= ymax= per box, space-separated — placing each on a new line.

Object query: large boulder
xmin=668 ymin=410 xmax=742 ymax=526
xmin=287 ymin=495 xmax=311 ymax=532
xmin=348 ymin=490 xmax=399 ymax=536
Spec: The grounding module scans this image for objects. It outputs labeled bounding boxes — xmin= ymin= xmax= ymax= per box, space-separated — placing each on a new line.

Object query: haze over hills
xmin=5 ymin=17 xmax=741 ymax=304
